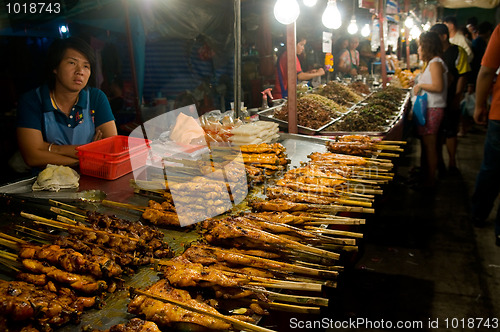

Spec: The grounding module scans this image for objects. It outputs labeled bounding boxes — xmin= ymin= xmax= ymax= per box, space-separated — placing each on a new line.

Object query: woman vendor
xmin=337 ymin=36 xmax=368 ymax=77
xmin=273 ymin=35 xmax=325 ymax=99
xmin=16 ymin=37 xmax=117 ymax=169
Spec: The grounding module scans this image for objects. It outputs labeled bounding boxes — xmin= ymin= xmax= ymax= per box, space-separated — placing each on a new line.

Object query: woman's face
xmin=53 ymin=48 xmax=91 ymax=93
xmin=296 ymin=39 xmax=306 ymax=55
xmin=417 ymin=44 xmax=423 ymax=60
xmin=349 ymin=38 xmax=359 ymax=50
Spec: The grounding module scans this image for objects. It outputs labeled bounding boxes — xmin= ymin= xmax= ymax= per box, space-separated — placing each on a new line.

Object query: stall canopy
xmin=439 ymin=0 xmax=500 ymax=8
xmin=0 ymin=0 xmax=234 ymax=110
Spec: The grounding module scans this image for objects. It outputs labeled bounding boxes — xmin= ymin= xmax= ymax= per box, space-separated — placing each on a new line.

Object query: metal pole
xmin=234 ymin=0 xmax=242 ymax=118
xmin=122 ymin=0 xmax=141 ymax=123
xmin=405 ymin=0 xmax=410 ymax=69
xmin=286 ymin=22 xmax=298 ymax=134
xmin=378 ymin=0 xmax=388 ymax=87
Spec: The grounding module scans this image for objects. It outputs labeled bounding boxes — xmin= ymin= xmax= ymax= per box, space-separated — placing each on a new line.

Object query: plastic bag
xmin=460 ymin=93 xmax=475 ymax=117
xmin=412 ymin=92 xmax=428 ymax=126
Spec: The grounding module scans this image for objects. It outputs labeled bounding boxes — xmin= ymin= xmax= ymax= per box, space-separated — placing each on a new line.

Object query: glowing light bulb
xmin=361 ymin=23 xmax=370 ymax=37
xmin=405 ymin=16 xmax=414 ymax=29
xmin=60 ymin=25 xmax=67 ymax=33
xmin=322 ymin=0 xmax=342 ymax=30
xmin=410 ymin=25 xmax=421 ymax=40
xmin=274 ymin=0 xmax=300 ymax=25
xmin=303 ymin=0 xmax=317 ymax=7
xmin=422 ymin=21 xmax=431 ymax=31
xmin=348 ymin=16 xmax=358 ymax=34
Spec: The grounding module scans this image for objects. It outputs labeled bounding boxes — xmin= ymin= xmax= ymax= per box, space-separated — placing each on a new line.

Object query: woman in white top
xmin=413 ymin=31 xmax=448 ymax=187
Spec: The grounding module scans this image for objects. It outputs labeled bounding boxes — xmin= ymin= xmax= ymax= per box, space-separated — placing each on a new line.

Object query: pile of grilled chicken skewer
xmin=0 ymin=136 xmax=406 ymax=332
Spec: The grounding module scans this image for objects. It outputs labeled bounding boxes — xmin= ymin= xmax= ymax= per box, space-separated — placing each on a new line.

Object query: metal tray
xmin=318 ymin=91 xmax=410 ymax=136
xmin=257 ymin=105 xmax=341 ymax=136
xmin=0 ymin=133 xmax=336 ymax=332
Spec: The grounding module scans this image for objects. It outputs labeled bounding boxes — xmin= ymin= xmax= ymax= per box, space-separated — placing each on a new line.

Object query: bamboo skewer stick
xmin=101 ymin=199 xmax=146 ymax=212
xmin=304 ymin=220 xmax=365 ymax=225
xmin=242 ymin=286 xmax=329 ymax=307
xmin=374 ymin=144 xmax=404 ymax=151
xmin=355 ymin=173 xmax=393 ymax=180
xmin=241 ymin=299 xmax=321 ymax=314
xmin=302 ymin=203 xmax=375 ymax=214
xmin=50 ymin=207 xmax=87 ymax=222
xmin=304 ymin=226 xmax=364 ymax=238
xmin=130 ymin=288 xmax=278 ymax=332
xmin=374 ymin=152 xmax=400 ymax=158
xmin=0 ymin=238 xmax=19 ymax=251
xmin=344 ymin=186 xmax=383 ymax=195
xmin=0 ymin=250 xmax=18 ymax=261
xmin=291 ymin=259 xmax=345 ymax=271
xmin=14 ymin=226 xmax=58 ymax=241
xmin=233 ymin=224 xmax=340 ymax=261
xmin=319 ymin=244 xmax=358 ymax=252
xmin=21 ymin=212 xmax=141 ymax=243
xmin=0 ymin=232 xmax=28 ymax=245
xmin=330 ymin=197 xmax=372 ymax=207
xmin=243 ymin=215 xmax=359 ymax=245
xmin=48 ymin=200 xmax=87 ymax=214
xmin=156 ymin=260 xmax=325 ymax=292
xmin=57 ymin=215 xmax=80 ymax=225
xmin=191 ymin=245 xmax=339 ymax=279
xmin=337 ymin=190 xmax=374 ymax=199
xmin=378 ymin=140 xmax=407 ymax=145
xmin=0 ymin=251 xmax=20 ymax=272
xmin=298 ymin=212 xmax=365 ymax=220
xmin=248 ymin=281 xmax=322 ymax=292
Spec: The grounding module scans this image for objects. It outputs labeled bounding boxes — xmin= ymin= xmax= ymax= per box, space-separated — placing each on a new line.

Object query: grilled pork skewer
xmin=128 ymin=280 xmax=276 ymax=332
xmin=85 ymin=318 xmax=161 ymax=332
xmin=158 ymin=257 xmax=323 ymax=292
xmin=202 ymin=217 xmax=341 ymax=261
xmin=249 ymin=198 xmax=374 ymax=214
xmin=266 ymin=186 xmax=372 ymax=207
xmin=0 ymin=280 xmax=94 ymax=330
xmin=179 ymin=244 xmax=339 ymax=279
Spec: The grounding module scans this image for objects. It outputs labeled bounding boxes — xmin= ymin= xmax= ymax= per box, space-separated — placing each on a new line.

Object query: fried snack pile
xmin=317 ymin=81 xmax=363 ymax=106
xmin=275 ymin=94 xmax=347 ymax=129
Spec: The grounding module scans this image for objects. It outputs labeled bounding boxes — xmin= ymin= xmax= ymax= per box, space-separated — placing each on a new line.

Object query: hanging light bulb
xmin=422 ymin=21 xmax=431 ymax=31
xmin=361 ymin=23 xmax=370 ymax=37
xmin=274 ymin=0 xmax=300 ymax=25
xmin=322 ymin=0 xmax=342 ymax=29
xmin=348 ymin=16 xmax=358 ymax=34
xmin=303 ymin=0 xmax=317 ymax=7
xmin=405 ymin=16 xmax=414 ymax=29
xmin=410 ymin=25 xmax=421 ymax=40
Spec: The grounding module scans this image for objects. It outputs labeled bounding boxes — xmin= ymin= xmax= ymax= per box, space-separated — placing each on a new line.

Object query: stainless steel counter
xmin=0 ymin=133 xmax=331 ymax=331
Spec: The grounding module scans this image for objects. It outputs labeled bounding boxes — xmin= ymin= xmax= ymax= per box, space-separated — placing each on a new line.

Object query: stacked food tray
xmin=257 ymin=105 xmax=337 ymax=135
xmin=320 ymin=89 xmax=410 ymax=136
xmin=257 ymin=94 xmax=351 ymax=135
xmin=258 ymin=86 xmax=409 ymax=137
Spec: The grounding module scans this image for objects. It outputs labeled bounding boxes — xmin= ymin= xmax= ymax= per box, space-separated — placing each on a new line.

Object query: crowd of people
xmin=410 ymin=17 xmax=495 ymax=188
xmin=408 ymin=17 xmax=499 ymax=246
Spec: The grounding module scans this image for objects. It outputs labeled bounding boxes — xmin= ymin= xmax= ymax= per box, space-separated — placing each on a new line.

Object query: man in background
xmin=470 ymin=24 xmax=500 ymax=246
xmin=430 ymin=24 xmax=470 ymax=174
xmin=444 ymin=16 xmax=474 ymax=64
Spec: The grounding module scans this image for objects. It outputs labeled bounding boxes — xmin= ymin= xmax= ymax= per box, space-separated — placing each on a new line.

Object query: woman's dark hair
xmin=418 ymin=31 xmax=442 ymax=62
xmin=45 ymin=37 xmax=96 ymax=90
xmin=443 ymin=16 xmax=457 ymax=28
xmin=430 ymin=23 xmax=449 ymax=39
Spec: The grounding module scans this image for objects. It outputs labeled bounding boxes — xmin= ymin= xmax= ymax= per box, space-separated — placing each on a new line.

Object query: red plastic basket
xmin=76 ymin=136 xmax=151 ymax=180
